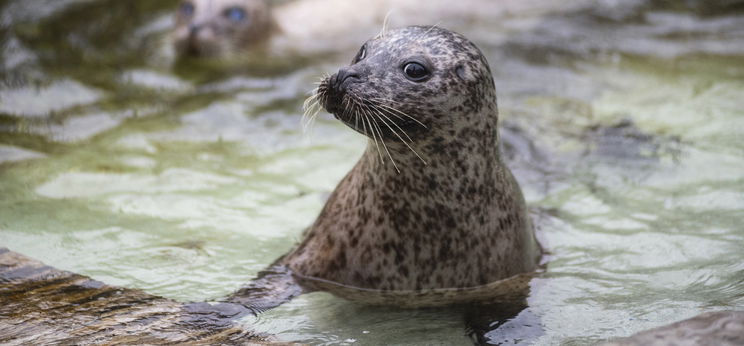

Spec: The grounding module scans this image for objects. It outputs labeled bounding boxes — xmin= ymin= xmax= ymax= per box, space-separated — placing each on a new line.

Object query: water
xmin=1 ymin=0 xmax=743 ymax=344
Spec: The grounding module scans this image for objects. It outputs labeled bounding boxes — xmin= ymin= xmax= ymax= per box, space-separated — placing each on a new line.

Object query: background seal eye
xmin=352 ymin=44 xmax=367 ymax=64
xmin=402 ymin=62 xmax=430 ymax=82
xmin=180 ymin=2 xmax=194 ymax=16
xmin=224 ymin=7 xmax=247 ymax=22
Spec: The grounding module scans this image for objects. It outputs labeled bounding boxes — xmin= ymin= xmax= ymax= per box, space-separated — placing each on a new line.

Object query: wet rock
xmin=0 ymin=247 xmax=291 ymax=345
xmin=600 ymin=311 xmax=744 ymax=346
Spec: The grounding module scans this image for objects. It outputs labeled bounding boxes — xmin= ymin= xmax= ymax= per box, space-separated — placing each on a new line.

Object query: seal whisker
xmin=304 ymin=91 xmax=319 ymax=102
xmin=303 ymin=88 xmax=318 ymax=103
xmin=354 ymin=98 xmax=386 ymax=164
xmin=301 ymin=93 xmax=322 ymax=135
xmin=365 ymin=105 xmax=400 ymax=173
xmin=359 ymin=101 xmax=385 ymax=164
xmin=377 ymin=10 xmax=395 ymax=39
xmin=358 ymin=103 xmax=369 ymax=138
xmin=302 ymin=88 xmax=325 ymax=132
xmin=369 ymin=103 xmax=413 ymax=142
xmin=369 ymin=103 xmax=428 ymax=166
xmin=344 ymin=96 xmax=354 ymax=119
xmin=354 ymin=104 xmax=362 ymax=133
xmin=367 ymin=101 xmax=417 ymax=142
xmin=370 ymin=108 xmax=423 ymax=167
xmin=369 ymin=98 xmax=427 ymax=128
xmin=413 ymin=22 xmax=442 ymax=43
xmin=305 ymin=100 xmax=323 ymax=134
xmin=302 ymin=92 xmax=319 ymax=113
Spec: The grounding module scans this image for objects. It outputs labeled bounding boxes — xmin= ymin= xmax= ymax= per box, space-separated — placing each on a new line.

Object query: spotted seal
xmin=277 ymin=25 xmax=542 ymax=307
xmin=173 ymin=0 xmax=274 ymax=57
xmin=170 ymin=0 xmax=384 ymax=59
xmin=170 ymin=0 xmax=569 ymax=59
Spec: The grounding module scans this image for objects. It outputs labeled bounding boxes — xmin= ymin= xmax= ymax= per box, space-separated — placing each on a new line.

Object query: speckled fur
xmin=283 ymin=26 xmax=540 ymax=296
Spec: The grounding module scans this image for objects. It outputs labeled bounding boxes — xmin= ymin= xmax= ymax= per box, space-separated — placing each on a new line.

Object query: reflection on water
xmin=0 ymin=0 xmax=742 ymax=344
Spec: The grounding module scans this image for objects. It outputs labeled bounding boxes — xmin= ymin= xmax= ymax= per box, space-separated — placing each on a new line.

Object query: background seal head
xmin=173 ymin=0 xmax=274 ymax=57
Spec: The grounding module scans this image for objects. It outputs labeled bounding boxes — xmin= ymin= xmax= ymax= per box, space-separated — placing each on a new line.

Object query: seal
xmin=173 ymin=0 xmax=274 ymax=57
xmin=170 ymin=0 xmax=571 ymax=59
xmin=170 ymin=0 xmax=385 ymax=59
xmin=278 ymin=25 xmax=541 ymax=306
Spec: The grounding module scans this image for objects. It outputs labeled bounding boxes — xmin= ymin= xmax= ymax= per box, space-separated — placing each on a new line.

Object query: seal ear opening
xmin=455 ymin=64 xmax=471 ymax=81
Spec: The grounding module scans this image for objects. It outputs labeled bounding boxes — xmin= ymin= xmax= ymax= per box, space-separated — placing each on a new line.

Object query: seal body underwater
xmin=278 ymin=25 xmax=541 ymax=303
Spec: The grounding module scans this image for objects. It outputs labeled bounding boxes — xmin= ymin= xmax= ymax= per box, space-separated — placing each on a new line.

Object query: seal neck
xmin=361 ymin=109 xmax=502 ymax=177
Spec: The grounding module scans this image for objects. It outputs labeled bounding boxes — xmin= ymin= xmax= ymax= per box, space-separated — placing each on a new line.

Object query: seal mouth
xmin=186 ymin=43 xmax=203 ymax=57
xmin=176 ymin=37 xmax=217 ymax=58
xmin=319 ymin=70 xmax=360 ymax=119
xmin=315 ymin=76 xmax=360 ymax=130
xmin=307 ymin=75 xmax=428 ymax=139
xmin=322 ymin=88 xmax=345 ymax=118
xmin=320 ymin=89 xmax=374 ymax=135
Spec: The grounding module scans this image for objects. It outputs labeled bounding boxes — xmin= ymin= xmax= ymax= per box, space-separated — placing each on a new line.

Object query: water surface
xmin=1 ymin=0 xmax=743 ymax=344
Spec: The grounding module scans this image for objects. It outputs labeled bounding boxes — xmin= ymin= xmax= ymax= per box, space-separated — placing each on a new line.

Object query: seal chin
xmin=321 ymin=67 xmax=363 ymax=111
xmin=318 ymin=76 xmax=351 ymax=121
xmin=319 ymin=93 xmax=368 ymax=136
xmin=185 ymin=42 xmax=205 ymax=57
xmin=328 ymin=102 xmax=366 ymax=135
xmin=175 ymin=36 xmax=222 ymax=58
xmin=322 ymin=93 xmax=344 ymax=116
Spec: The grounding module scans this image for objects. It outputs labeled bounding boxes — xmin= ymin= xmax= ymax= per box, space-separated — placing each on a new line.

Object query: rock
xmin=0 ymin=247 xmax=292 ymax=345
xmin=600 ymin=311 xmax=744 ymax=346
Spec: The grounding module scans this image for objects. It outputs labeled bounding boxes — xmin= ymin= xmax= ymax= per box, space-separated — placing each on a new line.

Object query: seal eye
xmin=352 ymin=44 xmax=367 ymax=64
xmin=180 ymin=2 xmax=195 ymax=17
xmin=402 ymin=62 xmax=430 ymax=82
xmin=224 ymin=7 xmax=247 ymax=22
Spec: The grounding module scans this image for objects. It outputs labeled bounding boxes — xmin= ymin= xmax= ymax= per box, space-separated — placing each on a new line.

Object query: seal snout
xmin=331 ymin=68 xmax=361 ymax=92
xmin=188 ymin=24 xmax=202 ymax=37
xmin=180 ymin=22 xmax=220 ymax=57
xmin=322 ymin=67 xmax=362 ymax=115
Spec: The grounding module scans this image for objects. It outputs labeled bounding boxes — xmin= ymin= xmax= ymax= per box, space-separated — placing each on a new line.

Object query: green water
xmin=1 ymin=0 xmax=743 ymax=344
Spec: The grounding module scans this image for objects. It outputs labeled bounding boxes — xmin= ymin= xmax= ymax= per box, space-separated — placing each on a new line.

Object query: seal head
xmin=287 ymin=26 xmax=540 ymax=304
xmin=173 ymin=0 xmax=273 ymax=57
xmin=316 ymin=25 xmax=497 ymax=146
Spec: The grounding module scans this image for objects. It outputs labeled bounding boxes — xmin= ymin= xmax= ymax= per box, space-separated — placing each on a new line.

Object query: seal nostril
xmin=189 ymin=24 xmax=201 ymax=36
xmin=341 ymin=72 xmax=360 ymax=84
xmin=333 ymin=68 xmax=361 ymax=91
